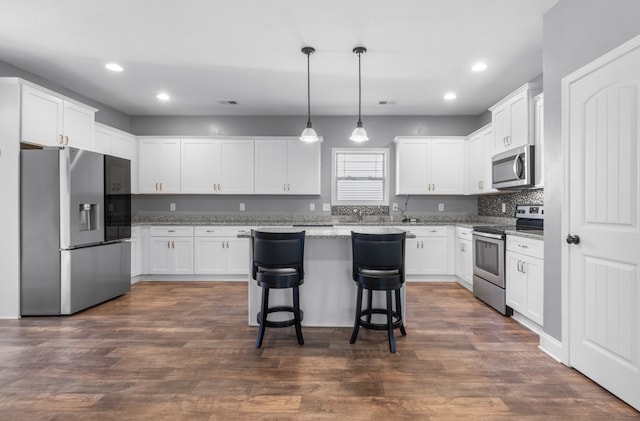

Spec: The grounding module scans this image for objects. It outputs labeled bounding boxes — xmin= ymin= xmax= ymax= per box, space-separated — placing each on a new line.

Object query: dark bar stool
xmin=350 ymin=231 xmax=407 ymax=353
xmin=251 ymin=229 xmax=305 ymax=349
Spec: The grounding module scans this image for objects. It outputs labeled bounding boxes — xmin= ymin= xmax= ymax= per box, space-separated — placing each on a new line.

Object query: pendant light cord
xmin=307 ymin=51 xmax=312 ymax=125
xmin=357 ymin=50 xmax=362 ymax=125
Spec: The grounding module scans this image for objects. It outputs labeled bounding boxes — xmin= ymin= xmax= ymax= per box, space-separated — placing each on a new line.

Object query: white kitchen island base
xmin=246 ymin=228 xmax=407 ymax=328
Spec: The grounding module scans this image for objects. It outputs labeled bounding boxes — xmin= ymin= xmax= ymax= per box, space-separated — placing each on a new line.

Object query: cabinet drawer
xmin=506 ymin=235 xmax=543 ymax=259
xmin=405 ymin=226 xmax=447 ymax=237
xmin=456 ymin=227 xmax=473 ymax=240
xmin=149 ymin=226 xmax=194 ymax=237
xmin=195 ymin=226 xmax=229 ymax=237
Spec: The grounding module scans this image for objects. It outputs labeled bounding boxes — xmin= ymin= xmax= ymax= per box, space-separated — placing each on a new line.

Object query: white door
xmin=181 ymin=139 xmax=220 ymax=194
xmin=21 ymin=84 xmax=63 ymax=147
xmin=396 ymin=141 xmax=430 ymax=194
xmin=194 ymin=237 xmax=226 ymax=274
xmin=63 ymin=101 xmax=94 ymax=150
xmin=507 ymin=90 xmax=528 ymax=149
xmin=287 ymin=140 xmax=321 ymax=194
xmin=226 ymin=238 xmax=250 ymax=275
xmin=430 ymin=139 xmax=464 ymax=194
xmin=420 ymin=237 xmax=448 ymax=274
xmin=149 ymin=237 xmax=173 ymax=274
xmin=158 ymin=139 xmax=181 ymax=193
xmin=172 ymin=237 xmax=194 ymax=275
xmin=564 ymin=34 xmax=640 ymax=410
xmin=138 ymin=140 xmax=160 ymax=193
xmin=404 ymin=238 xmax=422 ymax=275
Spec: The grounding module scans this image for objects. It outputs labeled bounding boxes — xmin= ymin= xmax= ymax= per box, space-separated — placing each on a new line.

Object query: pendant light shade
xmin=349 ymin=46 xmax=369 ymax=142
xmin=300 ymin=46 xmax=320 ymax=143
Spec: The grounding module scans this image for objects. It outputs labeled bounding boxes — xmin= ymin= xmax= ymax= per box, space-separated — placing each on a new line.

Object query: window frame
xmin=331 ymin=147 xmax=390 ymax=206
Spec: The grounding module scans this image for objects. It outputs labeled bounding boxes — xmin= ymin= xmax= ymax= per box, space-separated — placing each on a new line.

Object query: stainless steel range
xmin=472 ymin=205 xmax=543 ymax=315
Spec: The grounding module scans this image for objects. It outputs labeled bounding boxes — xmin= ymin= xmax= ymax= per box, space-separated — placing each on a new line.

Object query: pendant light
xmin=300 ymin=46 xmax=320 ymax=143
xmin=350 ymin=46 xmax=369 ymax=142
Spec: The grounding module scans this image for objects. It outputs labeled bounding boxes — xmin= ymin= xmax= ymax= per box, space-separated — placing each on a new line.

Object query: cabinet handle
xmin=222 ymin=242 xmax=225 ymax=249
xmin=217 ymin=183 xmax=221 ymax=192
xmin=416 ymin=242 xmax=419 ymax=249
xmin=155 ymin=182 xmax=159 ymax=191
xmin=172 ymin=241 xmax=175 ymax=249
xmin=283 ymin=184 xmax=286 ymax=191
xmin=206 ymin=230 xmax=215 ymax=233
xmin=226 ymin=241 xmax=229 ymax=248
xmin=287 ymin=184 xmax=290 ymax=191
xmin=421 ymin=241 xmax=424 ymax=249
xmin=522 ymin=261 xmax=527 ymax=273
xmin=517 ymin=260 xmax=522 ymax=272
xmin=159 ymin=182 xmax=163 ymax=191
xmin=64 ymin=135 xmax=69 ymax=145
xmin=167 ymin=241 xmax=171 ymax=249
xmin=58 ymin=134 xmax=64 ymax=145
xmin=518 ymin=244 xmax=528 ymax=249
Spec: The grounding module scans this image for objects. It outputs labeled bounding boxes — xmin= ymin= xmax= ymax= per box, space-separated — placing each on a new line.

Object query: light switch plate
xmin=239 ymin=203 xmax=245 ymax=211
xmin=392 ymin=203 xmax=399 ymax=211
xmin=309 ymin=203 xmax=315 ymax=211
xmin=170 ymin=203 xmax=176 ymax=211
xmin=322 ymin=203 xmax=331 ymax=212
xmin=502 ymin=203 xmax=506 ymax=213
xmin=438 ymin=203 xmax=444 ymax=212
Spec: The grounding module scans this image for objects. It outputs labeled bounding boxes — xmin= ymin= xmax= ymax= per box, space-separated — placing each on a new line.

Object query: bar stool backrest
xmin=351 ymin=232 xmax=406 ymax=282
xmin=251 ymin=230 xmax=305 ymax=280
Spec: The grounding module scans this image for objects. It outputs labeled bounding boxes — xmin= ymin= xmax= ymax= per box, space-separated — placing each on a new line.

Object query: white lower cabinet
xmin=194 ymin=226 xmax=250 ymax=275
xmin=506 ymin=235 xmax=544 ymax=325
xmin=455 ymin=227 xmax=473 ymax=289
xmin=402 ymin=226 xmax=449 ymax=275
xmin=149 ymin=226 xmax=194 ymax=275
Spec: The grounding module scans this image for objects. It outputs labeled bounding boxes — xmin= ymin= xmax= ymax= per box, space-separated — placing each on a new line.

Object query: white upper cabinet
xmin=490 ymin=82 xmax=542 ymax=154
xmin=395 ymin=137 xmax=465 ymax=195
xmin=21 ymin=84 xmax=96 ymax=149
xmin=534 ymin=93 xmax=544 ymax=187
xmin=94 ymin=123 xmax=138 ymax=194
xmin=467 ymin=124 xmax=496 ymax=195
xmin=181 ymin=138 xmax=254 ymax=194
xmin=254 ymin=138 xmax=321 ymax=195
xmin=138 ymin=138 xmax=181 ymax=194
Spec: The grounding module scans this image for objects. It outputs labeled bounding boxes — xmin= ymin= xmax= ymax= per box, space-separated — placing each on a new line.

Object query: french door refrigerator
xmin=20 ymin=147 xmax=131 ymax=315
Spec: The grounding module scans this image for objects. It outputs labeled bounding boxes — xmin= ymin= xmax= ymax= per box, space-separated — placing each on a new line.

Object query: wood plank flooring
xmin=0 ymin=281 xmax=638 ymax=420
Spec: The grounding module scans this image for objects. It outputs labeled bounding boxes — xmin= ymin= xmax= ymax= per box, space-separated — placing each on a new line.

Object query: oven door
xmin=472 ymin=232 xmax=505 ymax=288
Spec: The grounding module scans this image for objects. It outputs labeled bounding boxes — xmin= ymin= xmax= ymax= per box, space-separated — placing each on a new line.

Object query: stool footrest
xmin=357 ymin=308 xmax=404 ymax=331
xmin=257 ymin=306 xmax=304 ymax=328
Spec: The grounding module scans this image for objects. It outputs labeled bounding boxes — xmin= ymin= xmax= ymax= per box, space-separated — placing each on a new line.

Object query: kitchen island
xmin=240 ymin=226 xmax=413 ymax=327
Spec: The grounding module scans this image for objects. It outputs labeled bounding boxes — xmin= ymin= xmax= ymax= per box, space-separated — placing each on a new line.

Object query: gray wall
xmin=543 ymin=0 xmax=640 ymax=340
xmin=0 ymin=59 xmax=131 ymax=131
xmin=131 ymin=115 xmax=483 ymax=218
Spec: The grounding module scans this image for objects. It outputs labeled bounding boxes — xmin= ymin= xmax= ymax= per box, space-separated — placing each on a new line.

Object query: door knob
xmin=566 ymin=234 xmax=580 ymax=245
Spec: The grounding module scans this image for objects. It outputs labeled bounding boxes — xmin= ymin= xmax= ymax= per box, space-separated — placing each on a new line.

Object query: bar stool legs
xmin=256 ymin=286 xmax=304 ymax=349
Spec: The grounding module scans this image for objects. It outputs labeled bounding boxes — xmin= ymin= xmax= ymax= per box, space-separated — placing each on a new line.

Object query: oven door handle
xmin=473 ymin=232 xmax=504 ymax=240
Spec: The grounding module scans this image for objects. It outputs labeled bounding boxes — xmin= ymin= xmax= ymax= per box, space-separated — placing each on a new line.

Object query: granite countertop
xmin=505 ymin=229 xmax=544 ymax=240
xmin=133 ymin=214 xmax=516 ymax=228
xmin=238 ymin=226 xmax=415 ymax=239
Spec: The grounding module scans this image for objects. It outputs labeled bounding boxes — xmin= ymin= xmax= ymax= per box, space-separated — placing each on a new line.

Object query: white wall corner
xmin=538 ymin=332 xmax=567 ymax=365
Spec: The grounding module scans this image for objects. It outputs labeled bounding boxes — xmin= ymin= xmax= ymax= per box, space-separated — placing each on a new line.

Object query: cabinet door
xmin=524 ymin=256 xmax=544 ymax=325
xmin=112 ymin=132 xmax=136 ymax=160
xmin=181 ymin=139 xmax=221 ymax=194
xmin=138 ymin=139 xmax=161 ymax=193
xmin=220 ymin=140 xmax=255 ymax=194
xmin=430 ymin=139 xmax=464 ymax=194
xmin=505 ymin=252 xmax=526 ymax=312
xmin=130 ymin=235 xmax=140 ymax=277
xmin=194 ymin=237 xmax=226 ymax=274
xmin=404 ymin=238 xmax=422 ymax=275
xmin=93 ymin=125 xmax=113 ymax=154
xmin=149 ymin=237 xmax=173 ymax=274
xmin=172 ymin=237 xmax=194 ymax=275
xmin=226 ymin=238 xmax=250 ymax=275
xmin=420 ymin=237 xmax=448 ymax=274
xmin=534 ymin=96 xmax=544 ymax=187
xmin=63 ymin=101 xmax=94 ymax=150
xmin=287 ymin=140 xmax=321 ymax=194
xmin=21 ymin=84 xmax=63 ymax=147
xmin=482 ymin=128 xmax=496 ymax=192
xmin=455 ymin=238 xmax=466 ymax=279
xmin=492 ymin=103 xmax=510 ymax=153
xmin=158 ymin=139 xmax=181 ymax=193
xmin=396 ymin=141 xmax=430 ymax=194
xmin=508 ymin=90 xmax=529 ymax=149
xmin=255 ymin=140 xmax=287 ymax=194
xmin=468 ymin=134 xmax=484 ymax=194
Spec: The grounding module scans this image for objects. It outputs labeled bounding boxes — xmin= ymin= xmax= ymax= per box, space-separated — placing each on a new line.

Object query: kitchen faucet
xmin=354 ymin=208 xmax=363 ymax=222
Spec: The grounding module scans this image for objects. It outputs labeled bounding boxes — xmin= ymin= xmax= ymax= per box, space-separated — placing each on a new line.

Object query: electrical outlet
xmin=309 ymin=203 xmax=315 ymax=211
xmin=438 ymin=203 xmax=444 ymax=212
xmin=322 ymin=203 xmax=331 ymax=212
xmin=239 ymin=203 xmax=245 ymax=211
xmin=170 ymin=203 xmax=176 ymax=211
xmin=392 ymin=203 xmax=399 ymax=211
xmin=502 ymin=203 xmax=506 ymax=213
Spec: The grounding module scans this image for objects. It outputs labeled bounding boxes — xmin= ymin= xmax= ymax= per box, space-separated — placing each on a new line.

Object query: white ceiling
xmin=0 ymin=0 xmax=558 ymax=117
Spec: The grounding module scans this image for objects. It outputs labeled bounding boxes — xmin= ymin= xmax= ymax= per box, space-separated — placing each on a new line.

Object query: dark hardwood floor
xmin=0 ymin=281 xmax=638 ymax=420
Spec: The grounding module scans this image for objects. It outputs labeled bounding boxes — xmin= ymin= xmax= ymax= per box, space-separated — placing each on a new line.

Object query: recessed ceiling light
xmin=472 ymin=62 xmax=488 ymax=72
xmin=105 ymin=63 xmax=124 ymax=72
xmin=156 ymin=93 xmax=170 ymax=101
xmin=444 ymin=92 xmax=457 ymax=100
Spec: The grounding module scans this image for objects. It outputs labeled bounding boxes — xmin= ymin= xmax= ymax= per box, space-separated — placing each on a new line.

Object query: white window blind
xmin=334 ymin=150 xmax=387 ymax=203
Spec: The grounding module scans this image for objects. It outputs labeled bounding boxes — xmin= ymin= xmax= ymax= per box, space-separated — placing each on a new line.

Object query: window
xmin=331 ymin=148 xmax=389 ymax=205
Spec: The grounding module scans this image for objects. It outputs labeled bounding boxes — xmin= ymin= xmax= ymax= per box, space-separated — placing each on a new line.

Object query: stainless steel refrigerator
xmin=21 ymin=146 xmax=131 ymax=315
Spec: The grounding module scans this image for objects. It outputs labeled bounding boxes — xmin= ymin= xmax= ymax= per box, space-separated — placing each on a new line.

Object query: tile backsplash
xmin=478 ymin=189 xmax=544 ymax=217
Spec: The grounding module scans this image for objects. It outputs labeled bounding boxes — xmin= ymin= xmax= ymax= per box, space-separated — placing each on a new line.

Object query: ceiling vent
xmin=218 ymin=100 xmax=238 ymax=105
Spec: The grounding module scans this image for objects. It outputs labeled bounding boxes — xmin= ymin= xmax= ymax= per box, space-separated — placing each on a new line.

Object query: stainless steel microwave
xmin=491 ymin=144 xmax=534 ymax=189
